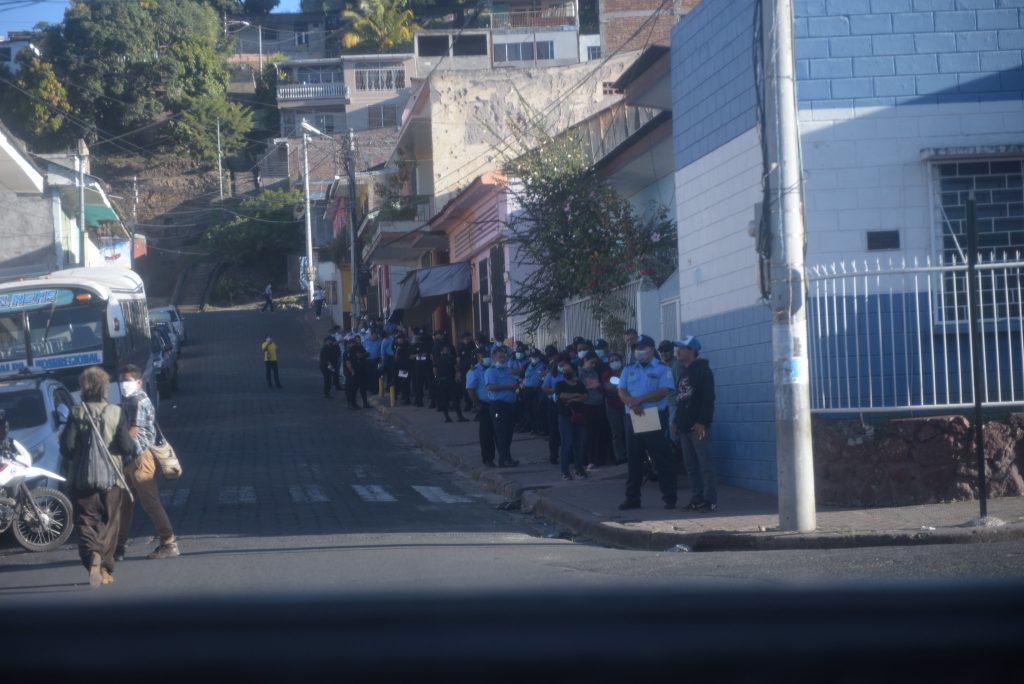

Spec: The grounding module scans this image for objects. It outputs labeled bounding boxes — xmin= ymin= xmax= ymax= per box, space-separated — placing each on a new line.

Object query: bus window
xmin=0 ymin=304 xmax=104 ymax=364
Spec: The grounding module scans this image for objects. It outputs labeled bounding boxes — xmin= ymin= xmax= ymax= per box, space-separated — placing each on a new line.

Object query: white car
xmin=149 ymin=306 xmax=187 ymax=346
xmin=0 ymin=371 xmax=76 ymax=490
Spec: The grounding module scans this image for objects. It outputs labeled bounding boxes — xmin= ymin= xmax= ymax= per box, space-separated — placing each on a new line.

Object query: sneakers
xmin=148 ymin=542 xmax=180 ymax=559
xmin=617 ymin=500 xmax=641 ymax=511
xmin=114 ymin=545 xmax=125 ymax=562
xmin=696 ymin=502 xmax=718 ymax=513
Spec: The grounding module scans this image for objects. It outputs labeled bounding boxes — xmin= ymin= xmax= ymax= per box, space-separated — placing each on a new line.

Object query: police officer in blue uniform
xmin=617 ymin=335 xmax=678 ymax=510
xmin=484 ymin=346 xmax=520 ymax=468
xmin=521 ymin=349 xmax=547 ymax=435
xmin=466 ymin=347 xmax=495 ymax=467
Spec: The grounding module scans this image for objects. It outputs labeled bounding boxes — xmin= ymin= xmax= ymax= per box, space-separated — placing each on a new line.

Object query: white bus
xmin=0 ymin=268 xmax=156 ymax=402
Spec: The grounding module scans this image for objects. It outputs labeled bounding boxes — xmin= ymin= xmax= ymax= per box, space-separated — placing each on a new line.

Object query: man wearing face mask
xmin=617 ymin=335 xmax=678 ymax=510
xmin=115 ymin=365 xmax=179 ymax=561
xmin=541 ymin=352 xmax=567 ymax=463
xmin=465 ymin=347 xmax=495 ymax=466
xmin=484 ymin=347 xmax=519 ymax=468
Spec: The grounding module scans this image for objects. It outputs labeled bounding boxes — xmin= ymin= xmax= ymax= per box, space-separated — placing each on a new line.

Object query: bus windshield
xmin=0 ymin=304 xmax=104 ymax=366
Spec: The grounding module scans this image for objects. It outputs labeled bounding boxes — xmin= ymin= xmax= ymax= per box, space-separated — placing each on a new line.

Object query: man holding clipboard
xmin=617 ymin=335 xmax=678 ymax=510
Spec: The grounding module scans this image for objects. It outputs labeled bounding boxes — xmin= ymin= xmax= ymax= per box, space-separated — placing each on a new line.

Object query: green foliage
xmin=504 ymin=123 xmax=677 ymax=334
xmin=301 ymin=0 xmax=348 ymax=12
xmin=212 ymin=272 xmax=260 ymax=307
xmin=0 ymin=52 xmax=73 ymax=148
xmin=202 ymin=190 xmax=305 ymax=272
xmin=169 ymin=95 xmax=253 ymax=164
xmin=252 ymin=62 xmax=279 ymax=138
xmin=242 ymin=0 xmax=280 ymax=13
xmin=340 ymin=0 xmax=420 ymax=52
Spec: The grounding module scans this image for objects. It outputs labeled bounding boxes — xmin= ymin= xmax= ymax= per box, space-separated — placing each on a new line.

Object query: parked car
xmin=149 ymin=306 xmax=186 ymax=345
xmin=151 ymin=327 xmax=179 ymax=398
xmin=151 ymin=320 xmax=182 ymax=359
xmin=0 ymin=370 xmax=76 ymax=490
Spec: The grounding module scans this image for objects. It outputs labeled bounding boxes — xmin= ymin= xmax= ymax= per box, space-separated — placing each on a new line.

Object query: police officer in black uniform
xmin=457 ymin=332 xmax=476 ymax=412
xmin=393 ymin=332 xmax=412 ymax=405
xmin=411 ymin=329 xmax=433 ymax=407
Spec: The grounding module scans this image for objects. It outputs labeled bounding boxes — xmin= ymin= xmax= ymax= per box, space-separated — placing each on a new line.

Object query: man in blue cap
xmin=672 ymin=335 xmax=717 ymax=512
xmin=617 ymin=334 xmax=678 ymax=510
xmin=485 ymin=346 xmax=520 ymax=468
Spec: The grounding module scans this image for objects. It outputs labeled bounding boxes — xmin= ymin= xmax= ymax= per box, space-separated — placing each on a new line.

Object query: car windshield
xmin=150 ymin=310 xmax=173 ymax=324
xmin=0 ymin=388 xmax=47 ymax=429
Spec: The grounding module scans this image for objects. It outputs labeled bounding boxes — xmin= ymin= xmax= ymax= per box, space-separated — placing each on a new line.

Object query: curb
xmin=371 ymin=398 xmax=1024 ymax=552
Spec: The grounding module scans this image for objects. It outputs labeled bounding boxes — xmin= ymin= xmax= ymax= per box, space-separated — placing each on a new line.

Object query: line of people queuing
xmin=329 ymin=319 xmax=719 ymax=513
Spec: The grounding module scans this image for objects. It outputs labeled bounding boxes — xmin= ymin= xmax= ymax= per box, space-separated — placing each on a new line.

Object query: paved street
xmin=2 ymin=308 xmax=1024 ymax=604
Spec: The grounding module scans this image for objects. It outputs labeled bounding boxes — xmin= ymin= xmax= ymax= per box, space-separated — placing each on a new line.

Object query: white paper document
xmin=630 ymin=409 xmax=662 ymax=434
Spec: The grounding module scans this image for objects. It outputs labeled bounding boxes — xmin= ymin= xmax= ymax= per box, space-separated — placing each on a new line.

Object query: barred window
xmin=354 ymin=64 xmax=406 ymax=91
xmin=367 ymin=103 xmax=399 ymax=129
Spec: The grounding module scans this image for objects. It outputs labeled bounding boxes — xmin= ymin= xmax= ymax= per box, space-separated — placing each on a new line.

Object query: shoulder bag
xmin=74 ymin=407 xmax=134 ymax=502
xmin=149 ymin=421 xmax=182 ymax=479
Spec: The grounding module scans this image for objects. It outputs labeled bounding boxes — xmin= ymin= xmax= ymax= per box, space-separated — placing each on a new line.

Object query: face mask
xmin=482 ymin=358 xmax=492 ymax=367
xmin=610 ymin=361 xmax=623 ymax=371
xmin=119 ymin=381 xmax=138 ymax=398
xmin=493 ymin=361 xmax=506 ymax=369
xmin=636 ymin=349 xmax=652 ymax=363
xmin=577 ymin=351 xmax=587 ymax=360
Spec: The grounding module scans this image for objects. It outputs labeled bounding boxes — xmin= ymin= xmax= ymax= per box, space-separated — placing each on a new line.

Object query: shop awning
xmin=392 ymin=262 xmax=471 ymax=310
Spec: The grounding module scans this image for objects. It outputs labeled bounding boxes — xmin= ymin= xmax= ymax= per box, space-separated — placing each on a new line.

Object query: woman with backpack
xmin=59 ymin=366 xmax=134 ymax=588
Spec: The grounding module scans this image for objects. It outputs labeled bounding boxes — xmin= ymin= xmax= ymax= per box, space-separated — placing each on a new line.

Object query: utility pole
xmin=966 ymin=194 xmax=988 ymax=519
xmin=76 ymin=139 xmax=88 ymax=267
xmin=131 ymin=175 xmax=139 ymax=269
xmin=216 ymin=118 xmax=224 ymax=200
xmin=301 ymin=119 xmax=316 ymax=304
xmin=346 ymin=128 xmax=361 ymax=319
xmin=763 ymin=0 xmax=816 ymax=532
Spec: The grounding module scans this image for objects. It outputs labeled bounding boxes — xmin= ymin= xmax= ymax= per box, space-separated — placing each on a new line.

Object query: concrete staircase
xmin=174 ymin=261 xmax=220 ymax=313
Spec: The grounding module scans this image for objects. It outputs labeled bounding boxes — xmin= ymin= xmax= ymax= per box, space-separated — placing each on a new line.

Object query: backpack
xmin=70 ymin=406 xmax=125 ymax=493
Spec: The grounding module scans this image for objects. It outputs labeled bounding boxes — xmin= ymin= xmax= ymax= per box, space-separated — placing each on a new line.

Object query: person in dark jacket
xmin=59 ymin=366 xmax=134 ymax=588
xmin=457 ymin=332 xmax=476 ymax=412
xmin=319 ymin=337 xmax=336 ymax=399
xmin=434 ymin=343 xmax=468 ymax=423
xmin=672 ymin=336 xmax=717 ymax=512
xmin=411 ymin=330 xmax=433 ymax=407
xmin=393 ymin=333 xmax=412 ymax=405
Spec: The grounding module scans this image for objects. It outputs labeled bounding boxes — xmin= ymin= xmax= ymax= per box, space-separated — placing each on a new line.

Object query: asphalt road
xmin=2 ymin=308 xmax=1024 ymax=604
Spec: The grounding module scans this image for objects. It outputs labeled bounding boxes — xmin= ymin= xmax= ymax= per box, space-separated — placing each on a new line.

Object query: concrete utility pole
xmin=216 ymin=118 xmax=224 ymax=200
xmin=763 ymin=0 xmax=816 ymax=532
xmin=76 ymin=139 xmax=88 ymax=267
xmin=131 ymin=175 xmax=139 ymax=269
xmin=301 ymin=119 xmax=316 ymax=303
xmin=346 ymin=128 xmax=361 ymax=319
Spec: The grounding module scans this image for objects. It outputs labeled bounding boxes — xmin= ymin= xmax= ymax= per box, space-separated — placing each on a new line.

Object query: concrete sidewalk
xmin=369 ymin=395 xmax=1024 ymax=551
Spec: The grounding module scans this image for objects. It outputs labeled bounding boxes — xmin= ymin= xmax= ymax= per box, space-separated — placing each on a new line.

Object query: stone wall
xmin=812 ymin=414 xmax=1024 ymax=508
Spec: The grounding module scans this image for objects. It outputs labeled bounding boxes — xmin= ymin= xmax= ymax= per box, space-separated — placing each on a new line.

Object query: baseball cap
xmin=674 ymin=336 xmax=702 ymax=353
xmin=635 ymin=334 xmax=657 ymax=349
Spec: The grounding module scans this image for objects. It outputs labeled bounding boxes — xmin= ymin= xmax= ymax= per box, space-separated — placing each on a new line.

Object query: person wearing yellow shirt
xmin=261 ymin=335 xmax=282 ymax=389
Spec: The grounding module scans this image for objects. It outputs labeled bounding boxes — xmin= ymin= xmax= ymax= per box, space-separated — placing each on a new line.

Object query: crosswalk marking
xmin=411 ymin=485 xmax=472 ymax=504
xmin=288 ymin=484 xmax=331 ymax=504
xmin=351 ymin=484 xmax=397 ymax=502
xmin=219 ymin=485 xmax=257 ymax=505
xmin=159 ymin=489 xmax=190 ymax=508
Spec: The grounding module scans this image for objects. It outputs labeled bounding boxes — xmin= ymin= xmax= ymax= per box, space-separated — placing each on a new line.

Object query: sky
xmin=0 ymin=1 xmax=305 ymax=37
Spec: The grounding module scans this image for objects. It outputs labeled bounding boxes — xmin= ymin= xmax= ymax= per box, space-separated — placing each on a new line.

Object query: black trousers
xmin=522 ymin=387 xmax=541 ymax=432
xmin=261 ymin=295 xmax=274 ymax=312
xmin=412 ymin=363 xmax=431 ymax=405
xmin=394 ymin=365 xmax=411 ymax=402
xmin=584 ymin=403 xmax=612 ymax=466
xmin=478 ymin=401 xmax=495 ymax=464
xmin=492 ymin=401 xmax=516 ymax=464
xmin=546 ymin=398 xmax=561 ymax=462
xmin=624 ymin=411 xmax=678 ymax=506
xmin=74 ymin=487 xmax=123 ymax=572
xmin=265 ymin=361 xmax=281 ymax=388
xmin=345 ymin=373 xmax=368 ymax=406
xmin=436 ymin=378 xmax=465 ymax=420
xmin=321 ymin=368 xmax=333 ymax=397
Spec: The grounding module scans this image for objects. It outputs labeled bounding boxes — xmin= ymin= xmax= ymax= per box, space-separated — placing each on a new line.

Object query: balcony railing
xmin=490 ymin=5 xmax=576 ymax=30
xmin=376 ymin=195 xmax=433 ymax=222
xmin=277 ymin=82 xmax=350 ymax=101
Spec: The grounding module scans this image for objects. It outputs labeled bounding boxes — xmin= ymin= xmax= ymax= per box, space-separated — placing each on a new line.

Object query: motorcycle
xmin=0 ymin=448 xmax=74 ymax=552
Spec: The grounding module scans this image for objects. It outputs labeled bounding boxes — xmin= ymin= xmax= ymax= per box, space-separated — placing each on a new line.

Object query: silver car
xmin=149 ymin=306 xmax=187 ymax=346
xmin=0 ymin=372 xmax=76 ymax=490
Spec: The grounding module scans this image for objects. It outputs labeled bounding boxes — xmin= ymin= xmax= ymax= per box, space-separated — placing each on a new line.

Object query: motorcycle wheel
xmin=13 ymin=487 xmax=74 ymax=552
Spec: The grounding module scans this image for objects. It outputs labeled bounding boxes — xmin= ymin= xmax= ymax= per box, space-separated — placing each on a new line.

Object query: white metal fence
xmin=807 ymin=253 xmax=1024 ymax=413
xmin=561 ymin=280 xmax=641 ymax=346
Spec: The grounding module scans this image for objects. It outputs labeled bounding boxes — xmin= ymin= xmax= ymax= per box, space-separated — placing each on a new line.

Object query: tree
xmin=242 ymin=0 xmax=280 ymax=14
xmin=202 ymin=189 xmax=305 ymax=270
xmin=169 ymin=95 xmax=253 ymax=164
xmin=0 ymin=52 xmax=73 ymax=149
xmin=504 ymin=124 xmax=677 ymax=337
xmin=340 ymin=0 xmax=420 ymax=52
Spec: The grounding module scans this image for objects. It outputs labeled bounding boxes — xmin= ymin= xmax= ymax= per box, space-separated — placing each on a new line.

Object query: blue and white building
xmin=671 ymin=0 xmax=1024 ymax=493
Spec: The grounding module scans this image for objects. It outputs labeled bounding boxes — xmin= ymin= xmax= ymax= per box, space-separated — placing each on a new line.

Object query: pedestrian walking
xmin=672 ymin=336 xmax=718 ymax=512
xmin=261 ymin=335 xmax=282 ymax=389
xmin=312 ymin=284 xmax=325 ymax=320
xmin=59 ymin=366 xmax=134 ymax=588
xmin=319 ymin=336 xmax=336 ymax=399
xmin=601 ymin=352 xmax=628 ymax=465
xmin=485 ymin=346 xmax=519 ymax=468
xmin=261 ymin=283 xmax=275 ymax=312
xmin=617 ymin=335 xmax=678 ymax=511
xmin=434 ymin=343 xmax=468 ymax=423
xmin=115 ymin=365 xmax=179 ymax=562
xmin=555 ymin=362 xmax=587 ymax=480
xmin=466 ymin=347 xmax=495 ymax=466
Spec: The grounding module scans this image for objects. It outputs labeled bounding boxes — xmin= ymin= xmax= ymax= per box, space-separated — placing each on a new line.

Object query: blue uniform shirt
xmin=364 ymin=338 xmax=383 ymax=360
xmin=381 ymin=336 xmax=395 ymax=359
xmin=618 ymin=357 xmax=675 ymax=413
xmin=466 ymin=363 xmax=486 ymax=398
xmin=523 ymin=360 xmax=546 ymax=388
xmin=484 ymin=365 xmax=517 ymax=404
xmin=542 ymin=369 xmax=564 ymax=402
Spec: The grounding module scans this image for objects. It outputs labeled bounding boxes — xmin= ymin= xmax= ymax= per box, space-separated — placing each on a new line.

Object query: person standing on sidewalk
xmin=541 ymin=352 xmax=566 ymax=464
xmin=319 ymin=337 xmax=336 ymax=399
xmin=312 ymin=284 xmax=326 ymax=320
xmin=555 ymin=362 xmax=587 ymax=480
xmin=115 ymin=365 xmax=179 ymax=562
xmin=434 ymin=343 xmax=468 ymax=423
xmin=521 ymin=349 xmax=546 ymax=435
xmin=601 ymin=352 xmax=628 ymax=465
xmin=617 ymin=335 xmax=678 ymax=511
xmin=261 ymin=283 xmax=275 ymax=312
xmin=343 ymin=338 xmax=361 ymax=409
xmin=261 ymin=335 xmax=282 ymax=389
xmin=60 ymin=366 xmax=134 ymax=588
xmin=457 ymin=332 xmax=477 ymax=412
xmin=672 ymin=336 xmax=717 ymax=512
xmin=466 ymin=347 xmax=495 ymax=467
xmin=393 ymin=332 xmax=413 ymax=405
xmin=580 ymin=351 xmax=611 ymax=469
xmin=485 ymin=347 xmax=520 ymax=468
xmin=363 ymin=328 xmax=383 ymax=394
